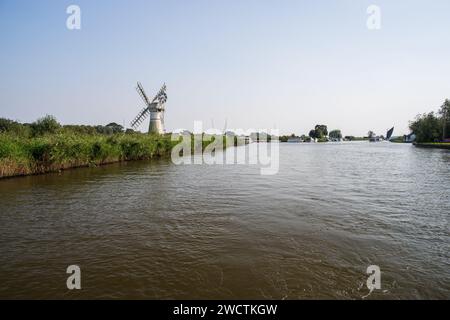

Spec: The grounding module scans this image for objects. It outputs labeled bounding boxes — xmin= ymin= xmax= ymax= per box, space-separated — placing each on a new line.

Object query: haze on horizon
xmin=1 ymin=0 xmax=449 ymax=137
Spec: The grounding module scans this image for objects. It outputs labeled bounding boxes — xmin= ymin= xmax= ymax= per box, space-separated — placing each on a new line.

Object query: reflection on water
xmin=0 ymin=142 xmax=449 ymax=299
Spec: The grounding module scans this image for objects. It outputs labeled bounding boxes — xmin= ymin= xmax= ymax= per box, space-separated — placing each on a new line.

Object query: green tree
xmin=308 ymin=129 xmax=316 ymax=139
xmin=106 ymin=122 xmax=124 ymax=134
xmin=409 ymin=112 xmax=442 ymax=143
xmin=367 ymin=131 xmax=375 ymax=139
xmin=314 ymin=125 xmax=328 ymax=138
xmin=278 ymin=135 xmax=287 ymax=142
xmin=439 ymin=99 xmax=450 ymax=139
xmin=95 ymin=125 xmax=113 ymax=135
xmin=62 ymin=125 xmax=97 ymax=135
xmin=329 ymin=129 xmax=342 ymax=140
xmin=30 ymin=115 xmax=61 ymax=137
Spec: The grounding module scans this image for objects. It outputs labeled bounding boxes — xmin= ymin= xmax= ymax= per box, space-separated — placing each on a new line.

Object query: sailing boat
xmin=386 ymin=127 xmax=394 ymax=141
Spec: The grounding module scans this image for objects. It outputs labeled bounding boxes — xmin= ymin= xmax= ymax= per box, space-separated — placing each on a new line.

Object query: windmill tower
xmin=131 ymin=82 xmax=167 ymax=134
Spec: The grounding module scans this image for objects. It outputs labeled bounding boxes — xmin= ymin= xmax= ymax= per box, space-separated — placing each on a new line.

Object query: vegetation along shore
xmin=0 ymin=116 xmax=179 ymax=179
xmin=0 ymin=115 xmax=248 ymax=179
xmin=413 ymin=142 xmax=450 ymax=149
xmin=409 ymin=99 xmax=450 ymax=146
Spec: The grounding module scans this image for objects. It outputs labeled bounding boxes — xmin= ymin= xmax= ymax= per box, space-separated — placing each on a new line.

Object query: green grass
xmin=0 ymin=132 xmax=179 ymax=178
xmin=0 ymin=132 xmax=240 ymax=178
xmin=0 ymin=115 xmax=243 ymax=178
xmin=414 ymin=142 xmax=450 ymax=149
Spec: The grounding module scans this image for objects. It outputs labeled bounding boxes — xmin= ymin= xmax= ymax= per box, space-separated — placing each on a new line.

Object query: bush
xmin=0 ymin=135 xmax=24 ymax=159
xmin=30 ymin=115 xmax=61 ymax=137
xmin=0 ymin=118 xmax=20 ymax=133
xmin=119 ymin=136 xmax=148 ymax=160
xmin=27 ymin=138 xmax=53 ymax=162
xmin=0 ymin=118 xmax=31 ymax=136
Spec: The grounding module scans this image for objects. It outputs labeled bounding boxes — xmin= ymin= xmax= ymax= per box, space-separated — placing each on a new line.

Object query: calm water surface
xmin=0 ymin=142 xmax=449 ymax=299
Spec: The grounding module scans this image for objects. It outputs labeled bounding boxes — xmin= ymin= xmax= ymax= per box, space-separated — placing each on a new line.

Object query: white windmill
xmin=131 ymin=82 xmax=167 ymax=134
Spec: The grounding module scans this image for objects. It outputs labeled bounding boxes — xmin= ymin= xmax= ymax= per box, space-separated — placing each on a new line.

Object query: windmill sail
xmin=386 ymin=127 xmax=394 ymax=140
xmin=154 ymin=84 xmax=167 ymax=104
xmin=131 ymin=107 xmax=150 ymax=129
xmin=136 ymin=82 xmax=151 ymax=107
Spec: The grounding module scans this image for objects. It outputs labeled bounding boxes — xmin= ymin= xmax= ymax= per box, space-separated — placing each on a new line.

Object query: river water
xmin=0 ymin=142 xmax=448 ymax=299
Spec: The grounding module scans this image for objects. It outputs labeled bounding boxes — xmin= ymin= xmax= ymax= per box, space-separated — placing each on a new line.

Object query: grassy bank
xmin=413 ymin=142 xmax=450 ymax=149
xmin=0 ymin=115 xmax=237 ymax=178
xmin=0 ymin=133 xmax=177 ymax=178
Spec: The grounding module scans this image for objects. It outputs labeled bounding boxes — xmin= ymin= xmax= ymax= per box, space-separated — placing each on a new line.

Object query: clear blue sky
xmin=1 ymin=0 xmax=449 ymax=136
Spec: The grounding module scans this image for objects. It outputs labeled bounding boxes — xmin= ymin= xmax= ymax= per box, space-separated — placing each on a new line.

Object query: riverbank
xmin=413 ymin=142 xmax=450 ymax=149
xmin=0 ymin=131 xmax=238 ymax=179
xmin=0 ymin=133 xmax=177 ymax=179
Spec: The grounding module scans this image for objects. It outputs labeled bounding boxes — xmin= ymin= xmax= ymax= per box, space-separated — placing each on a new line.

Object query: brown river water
xmin=0 ymin=142 xmax=449 ymax=299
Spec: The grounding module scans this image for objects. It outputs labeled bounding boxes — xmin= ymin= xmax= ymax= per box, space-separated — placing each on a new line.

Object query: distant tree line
xmin=0 ymin=115 xmax=135 ymax=137
xmin=279 ymin=134 xmax=311 ymax=142
xmin=279 ymin=125 xmax=346 ymax=142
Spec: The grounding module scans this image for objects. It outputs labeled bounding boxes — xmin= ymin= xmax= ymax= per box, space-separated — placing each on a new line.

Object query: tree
xmin=300 ymin=134 xmax=311 ymax=142
xmin=308 ymin=125 xmax=328 ymax=141
xmin=314 ymin=125 xmax=328 ymax=138
xmin=30 ymin=115 xmax=61 ymax=136
xmin=329 ymin=129 xmax=342 ymax=140
xmin=62 ymin=125 xmax=98 ymax=135
xmin=439 ymin=99 xmax=450 ymax=140
xmin=106 ymin=122 xmax=124 ymax=134
xmin=409 ymin=112 xmax=442 ymax=143
xmin=367 ymin=131 xmax=375 ymax=139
